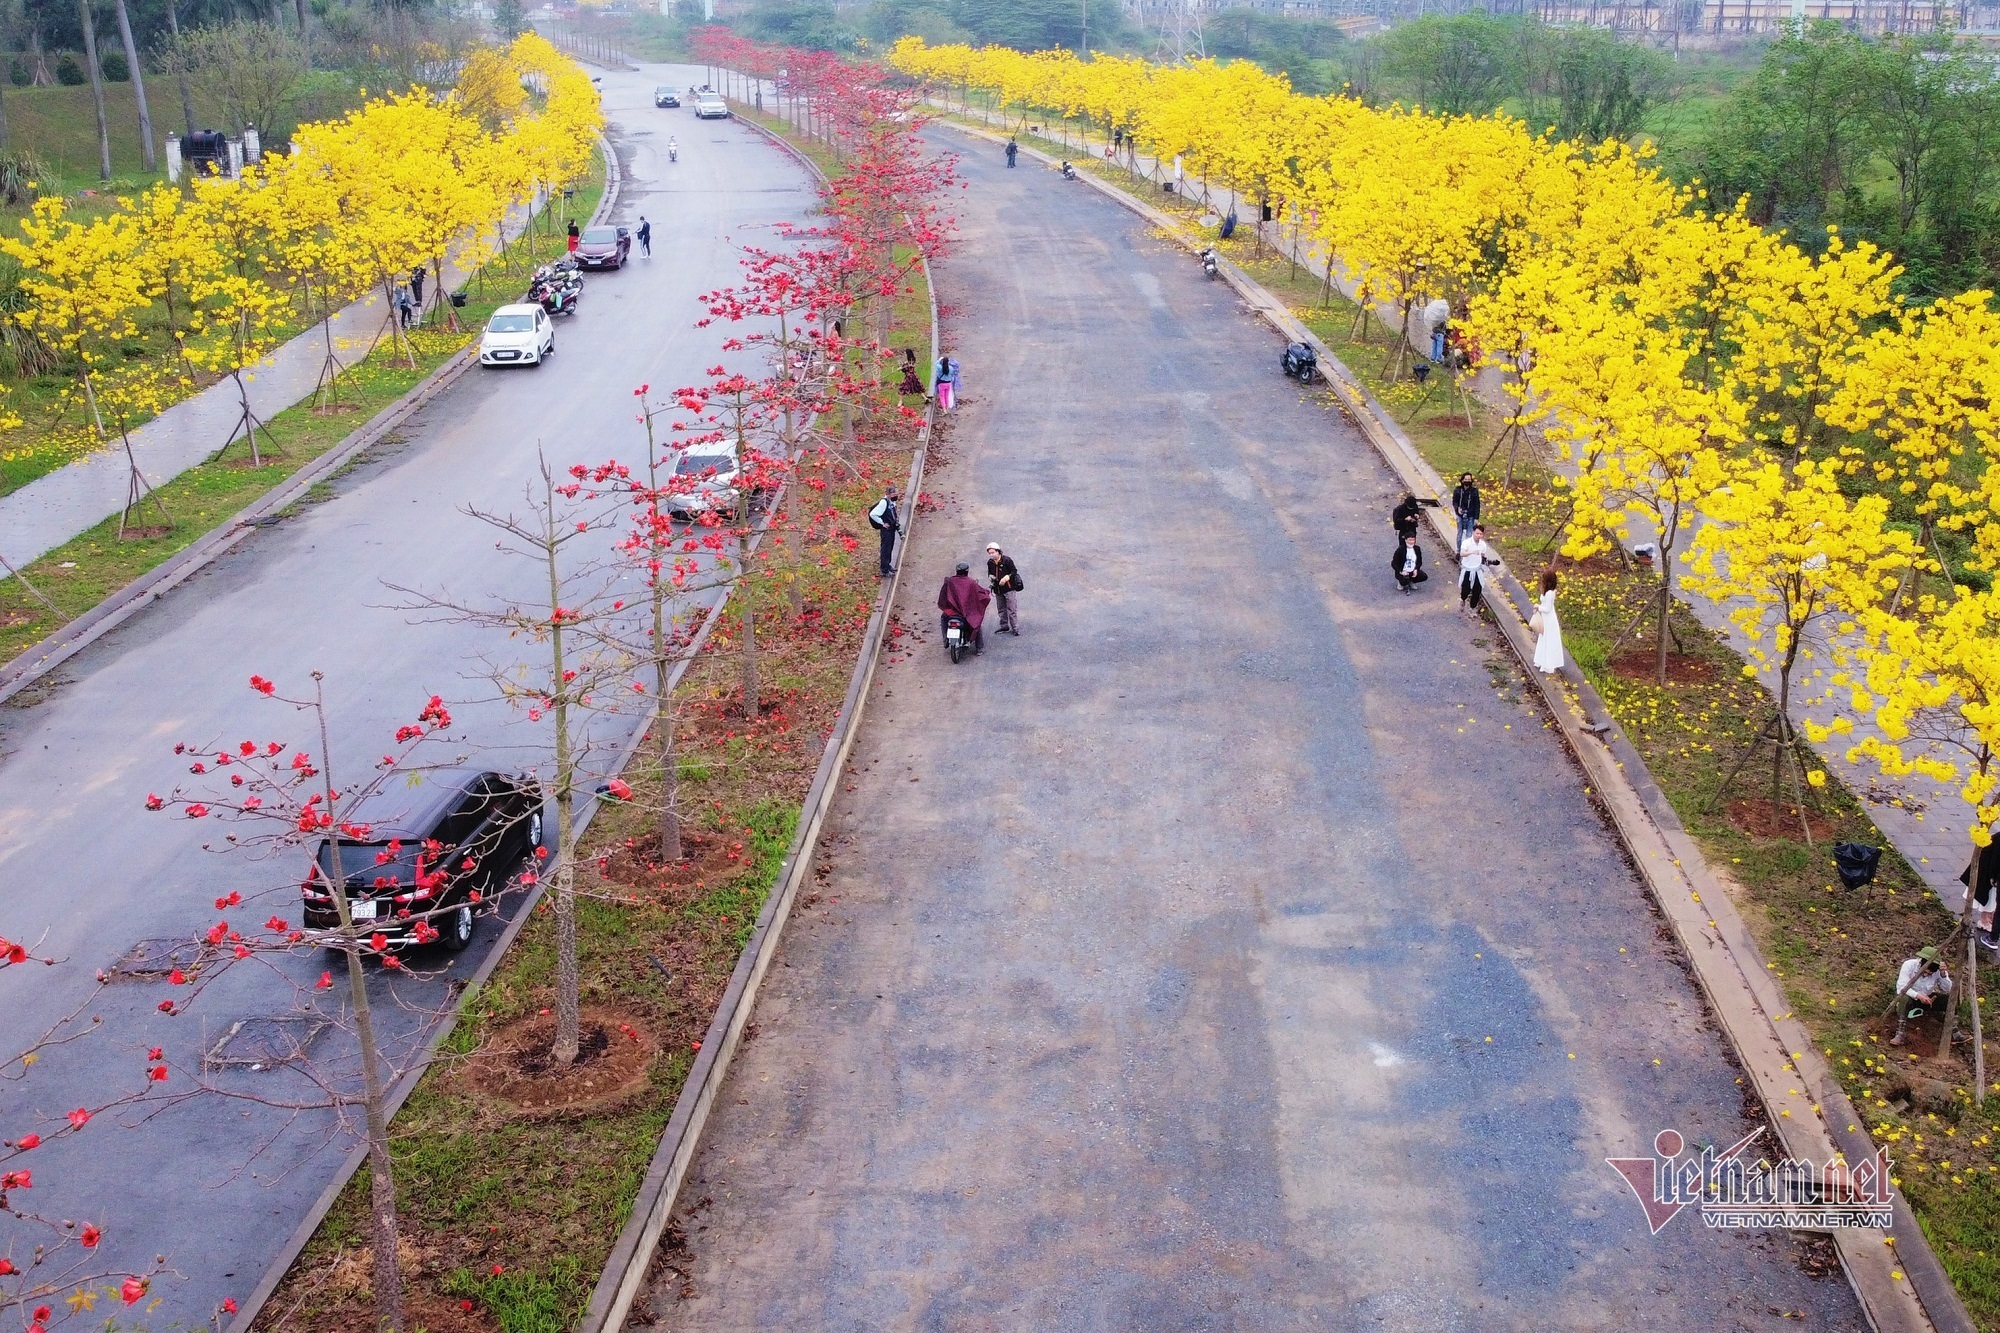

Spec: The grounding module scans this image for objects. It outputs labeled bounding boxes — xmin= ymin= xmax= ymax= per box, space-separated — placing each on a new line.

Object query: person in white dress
xmin=1532 ymin=570 xmax=1564 ymax=674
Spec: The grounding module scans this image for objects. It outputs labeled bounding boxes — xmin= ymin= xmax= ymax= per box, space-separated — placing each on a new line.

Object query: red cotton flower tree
xmin=147 ymin=672 xmax=479 ymax=1333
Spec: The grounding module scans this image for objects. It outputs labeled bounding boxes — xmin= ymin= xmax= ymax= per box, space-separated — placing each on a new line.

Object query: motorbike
xmin=1060 ymin=161 xmax=1078 ymax=181
xmin=1281 ymin=341 xmax=1318 ymax=383
xmin=668 ymin=140 xmax=679 ymax=162
xmin=530 ymin=259 xmax=583 ymax=317
xmin=942 ymin=613 xmax=974 ymax=664
xmin=1200 ymin=247 xmax=1220 ymax=280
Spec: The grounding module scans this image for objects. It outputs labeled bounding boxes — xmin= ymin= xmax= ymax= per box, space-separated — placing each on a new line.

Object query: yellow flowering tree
xmin=1684 ymin=458 xmax=1915 ymax=838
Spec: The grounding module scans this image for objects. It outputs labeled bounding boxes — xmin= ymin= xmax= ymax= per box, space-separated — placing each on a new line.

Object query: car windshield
xmin=655 ymin=86 xmax=671 ymax=94
xmin=488 ymin=314 xmax=534 ymax=332
xmin=676 ymin=454 xmax=732 ymax=477
xmin=582 ymin=226 xmax=617 ymax=244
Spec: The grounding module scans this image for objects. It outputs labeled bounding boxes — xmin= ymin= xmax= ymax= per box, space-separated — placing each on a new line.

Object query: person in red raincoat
xmin=937 ymin=562 xmax=992 ymax=655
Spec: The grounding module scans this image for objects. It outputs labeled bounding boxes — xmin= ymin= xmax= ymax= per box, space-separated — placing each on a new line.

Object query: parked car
xmin=694 ymin=94 xmax=729 ymax=119
xmin=300 ymin=769 xmax=546 ymax=952
xmin=666 ymin=443 xmax=748 ymax=518
xmin=479 ymin=303 xmax=555 ymax=367
xmin=575 ymin=223 xmax=632 ymax=270
xmin=654 ymin=86 xmax=681 ymax=108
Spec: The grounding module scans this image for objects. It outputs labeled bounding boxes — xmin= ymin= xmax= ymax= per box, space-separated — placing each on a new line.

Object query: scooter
xmin=530 ymin=261 xmax=583 ymax=316
xmin=1200 ymin=247 xmax=1220 ymax=280
xmin=1060 ymin=161 xmax=1078 ymax=181
xmin=942 ymin=613 xmax=974 ymax=664
xmin=1281 ymin=341 xmax=1319 ymax=383
xmin=668 ymin=139 xmax=679 ymax=162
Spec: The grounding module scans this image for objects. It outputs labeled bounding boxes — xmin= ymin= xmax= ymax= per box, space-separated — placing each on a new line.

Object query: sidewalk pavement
xmin=0 ymin=195 xmax=544 ymax=571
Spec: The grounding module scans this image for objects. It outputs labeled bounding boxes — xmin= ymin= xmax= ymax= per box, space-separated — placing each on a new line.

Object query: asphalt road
xmin=0 ymin=65 xmax=811 ymax=1324
xmin=639 ymin=135 xmax=1868 ymax=1330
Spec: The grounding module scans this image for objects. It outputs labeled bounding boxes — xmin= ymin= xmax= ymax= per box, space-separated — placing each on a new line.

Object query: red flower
xmin=167 ymin=969 xmax=187 ymax=985
xmin=0 ymin=1257 xmax=12 ymax=1274
xmin=2 ymin=1169 xmax=31 ymax=1189
xmin=148 ymin=1065 xmax=169 ymax=1082
xmin=215 ymin=891 xmax=242 ymax=909
xmin=80 ymin=1224 xmax=100 ymax=1247
xmin=67 ymin=1108 xmax=90 ymax=1130
xmin=222 ymin=1298 xmax=238 ymax=1314
xmin=265 ymin=916 xmax=289 ymax=932
xmin=185 ymin=803 xmax=208 ymax=818
xmin=147 ymin=1047 xmax=163 ymax=1060
xmin=248 ymin=675 xmax=276 ymax=695
xmin=121 ymin=1276 xmax=148 ymax=1304
xmin=316 ymin=971 xmax=332 ymax=989
xmin=13 ymin=1133 xmax=38 ymax=1150
xmin=369 ymin=932 xmax=389 ymax=952
xmin=144 ymin=793 xmax=164 ymax=810
xmin=491 ymin=1264 xmax=504 ymax=1276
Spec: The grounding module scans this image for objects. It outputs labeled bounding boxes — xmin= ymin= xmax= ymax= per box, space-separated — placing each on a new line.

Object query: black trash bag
xmin=1833 ymin=841 xmax=1882 ymax=890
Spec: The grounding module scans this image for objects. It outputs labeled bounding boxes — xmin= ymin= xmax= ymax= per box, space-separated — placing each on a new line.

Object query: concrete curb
xmin=573 ymin=104 xmax=940 ymax=1333
xmin=221 ymin=134 xmax=625 ymax=1333
xmin=0 ymin=138 xmax=624 ymax=713
xmin=935 ymin=116 xmax=1968 ymax=1333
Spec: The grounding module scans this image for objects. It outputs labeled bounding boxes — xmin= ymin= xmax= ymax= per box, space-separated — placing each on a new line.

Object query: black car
xmin=300 ymin=769 xmax=546 ymax=951
xmin=575 ymin=223 xmax=632 ymax=270
xmin=654 ymin=86 xmax=681 ymax=108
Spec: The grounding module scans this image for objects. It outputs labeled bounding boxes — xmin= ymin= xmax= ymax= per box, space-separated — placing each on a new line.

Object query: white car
xmin=665 ymin=444 xmax=745 ymax=517
xmin=694 ymin=95 xmax=729 ymax=120
xmin=479 ymin=303 xmax=554 ymax=367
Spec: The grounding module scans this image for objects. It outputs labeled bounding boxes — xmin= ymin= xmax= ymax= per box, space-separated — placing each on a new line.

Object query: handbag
xmin=1528 ymin=611 xmax=1544 ymax=635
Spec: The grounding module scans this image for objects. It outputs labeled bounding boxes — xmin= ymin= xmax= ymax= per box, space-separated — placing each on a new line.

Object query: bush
xmin=55 ymin=52 xmax=85 ymax=85
xmin=101 ymin=49 xmax=129 ymax=81
xmin=8 ymin=57 xmax=28 ymax=86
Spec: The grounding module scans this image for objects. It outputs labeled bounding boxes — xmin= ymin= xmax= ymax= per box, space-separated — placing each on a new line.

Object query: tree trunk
xmin=652 ymin=584 xmax=682 ymax=864
xmin=547 ymin=518 xmax=581 ymax=1068
xmin=164 ymin=0 xmax=194 ymax=137
xmin=311 ymin=704 xmax=405 ymax=1333
xmin=78 ymin=0 xmax=113 ymax=182
xmin=737 ymin=521 xmax=758 ymax=715
xmin=296 ymin=0 xmax=311 ymax=63
xmin=110 ymin=0 xmax=154 ymax=172
xmin=1655 ymin=560 xmax=1673 ymax=686
xmin=0 ymin=84 xmax=10 ymax=151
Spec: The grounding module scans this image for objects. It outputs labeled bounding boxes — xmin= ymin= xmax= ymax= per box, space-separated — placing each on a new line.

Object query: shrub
xmin=55 ymin=52 xmax=85 ymax=85
xmin=101 ymin=49 xmax=129 ymax=81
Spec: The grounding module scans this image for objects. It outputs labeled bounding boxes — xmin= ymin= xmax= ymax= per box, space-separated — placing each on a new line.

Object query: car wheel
xmin=441 ymin=901 xmax=475 ymax=952
xmin=527 ymin=810 xmax=544 ymax=860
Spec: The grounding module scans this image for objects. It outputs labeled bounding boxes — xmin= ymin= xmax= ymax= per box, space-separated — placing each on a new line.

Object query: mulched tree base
xmin=461 ymin=1005 xmax=656 ymax=1118
xmin=1608 ymin=649 xmax=1716 ymax=685
xmin=1725 ymin=797 xmax=1837 ymax=844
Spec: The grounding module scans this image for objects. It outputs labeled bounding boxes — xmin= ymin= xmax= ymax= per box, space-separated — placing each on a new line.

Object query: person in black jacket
xmin=1392 ymin=494 xmax=1422 ymax=542
xmin=1392 ymin=534 xmax=1427 ymax=593
xmin=986 ymin=542 xmax=1022 ymax=635
xmin=869 ymin=486 xmax=900 ymax=577
xmin=1451 ymin=472 xmax=1481 ymax=549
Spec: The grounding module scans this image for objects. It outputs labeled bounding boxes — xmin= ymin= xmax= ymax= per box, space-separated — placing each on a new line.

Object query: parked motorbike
xmin=1281 ymin=341 xmax=1318 ymax=383
xmin=942 ymin=613 xmax=973 ymax=664
xmin=530 ymin=260 xmax=583 ymax=317
xmin=1200 ymin=247 xmax=1220 ymax=280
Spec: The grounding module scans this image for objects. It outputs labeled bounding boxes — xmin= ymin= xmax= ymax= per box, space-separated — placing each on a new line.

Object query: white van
xmin=694 ymin=95 xmax=729 ymax=120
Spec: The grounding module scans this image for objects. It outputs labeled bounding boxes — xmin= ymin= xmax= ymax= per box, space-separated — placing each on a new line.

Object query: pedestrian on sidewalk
xmin=1961 ymin=838 xmax=2000 ymax=946
xmin=986 ymin=542 xmax=1022 ymax=635
xmin=1392 ymin=534 xmax=1428 ymax=593
xmin=567 ymin=219 xmax=581 ymax=253
xmin=938 ymin=563 xmax=992 ymax=654
xmin=1006 ymin=138 xmax=1019 ymax=167
xmin=935 ymin=354 xmax=961 ymax=412
xmin=1451 ymin=472 xmax=1481 ymax=549
xmin=1458 ymin=523 xmax=1498 ymax=612
xmin=1391 ymin=493 xmax=1422 ymax=542
xmin=1891 ymin=946 xmax=1953 ymax=1046
xmin=1531 ymin=570 xmax=1565 ymax=674
xmin=395 ymin=285 xmax=415 ymax=329
xmin=638 ymin=216 xmax=652 ymax=257
xmin=869 ymin=485 xmax=901 ymax=577
xmin=409 ymin=264 xmax=426 ymax=313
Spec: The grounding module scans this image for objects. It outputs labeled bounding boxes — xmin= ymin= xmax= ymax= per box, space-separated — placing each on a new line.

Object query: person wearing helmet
xmin=937 ymin=562 xmax=991 ymax=655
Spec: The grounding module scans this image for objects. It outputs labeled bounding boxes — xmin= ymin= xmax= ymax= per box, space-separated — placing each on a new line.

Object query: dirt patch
xmin=1421 ymin=414 xmax=1474 ymax=429
xmin=116 ymin=524 xmax=172 ymax=541
xmin=311 ymin=400 xmax=364 ymax=417
xmin=592 ymin=829 xmax=739 ymax=903
xmin=461 ymin=1005 xmax=656 ymax=1117
xmin=1608 ymin=649 xmax=1717 ymax=684
xmin=1723 ymin=797 xmax=1838 ymax=844
xmin=0 ymin=609 xmax=37 ymax=629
